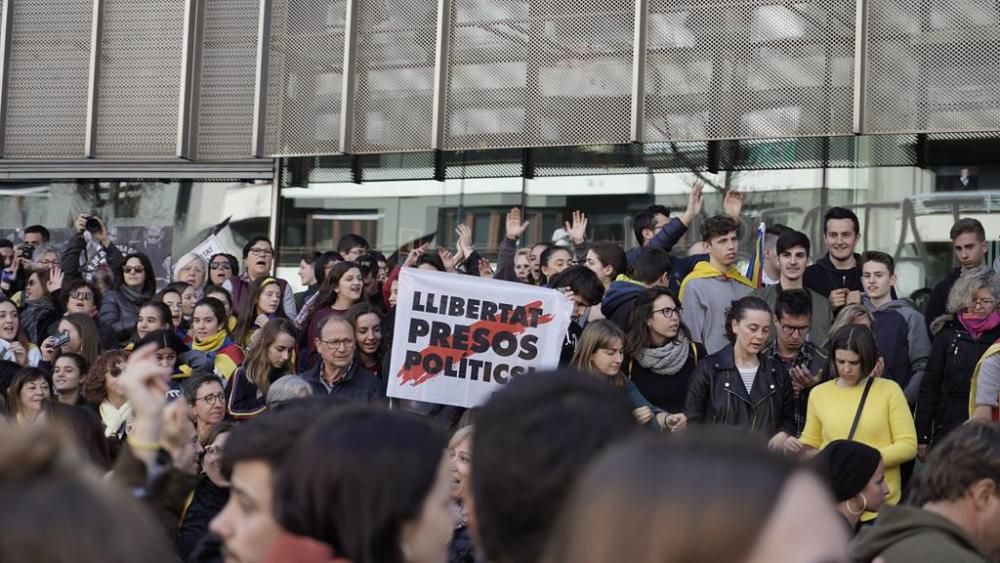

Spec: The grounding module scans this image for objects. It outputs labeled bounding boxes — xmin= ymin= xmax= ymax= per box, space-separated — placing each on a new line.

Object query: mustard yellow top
xmin=801 ymin=377 xmax=917 ymax=518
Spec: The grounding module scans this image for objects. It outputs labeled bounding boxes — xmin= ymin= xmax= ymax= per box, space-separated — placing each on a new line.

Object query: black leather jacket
xmin=684 ymin=344 xmax=795 ymax=437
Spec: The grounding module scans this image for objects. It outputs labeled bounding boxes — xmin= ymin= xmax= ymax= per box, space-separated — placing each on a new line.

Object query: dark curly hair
xmin=81 ymin=350 xmax=129 ymax=405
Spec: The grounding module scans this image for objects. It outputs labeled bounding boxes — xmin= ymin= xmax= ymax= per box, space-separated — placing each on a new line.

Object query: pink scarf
xmin=958 ymin=311 xmax=1000 ymax=340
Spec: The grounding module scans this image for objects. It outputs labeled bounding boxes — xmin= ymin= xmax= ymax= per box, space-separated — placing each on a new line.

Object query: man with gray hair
xmin=265 ymin=375 xmax=313 ymax=408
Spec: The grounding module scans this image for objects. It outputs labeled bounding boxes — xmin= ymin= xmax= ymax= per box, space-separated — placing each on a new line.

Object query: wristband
xmin=127 ymin=436 xmax=162 ymax=452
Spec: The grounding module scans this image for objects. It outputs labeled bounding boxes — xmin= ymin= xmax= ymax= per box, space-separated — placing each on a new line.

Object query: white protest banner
xmin=387 ymin=268 xmax=573 ymax=408
xmin=185 ymin=234 xmax=228 ymax=264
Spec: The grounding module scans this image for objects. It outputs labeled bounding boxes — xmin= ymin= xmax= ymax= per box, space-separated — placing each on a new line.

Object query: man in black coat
xmin=803 ymin=207 xmax=864 ymax=316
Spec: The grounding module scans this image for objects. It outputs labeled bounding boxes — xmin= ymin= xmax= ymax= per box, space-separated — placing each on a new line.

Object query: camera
xmin=52 ymin=331 xmax=71 ymax=349
xmin=85 ymin=215 xmax=102 ymax=233
xmin=17 ymin=244 xmax=33 ymax=260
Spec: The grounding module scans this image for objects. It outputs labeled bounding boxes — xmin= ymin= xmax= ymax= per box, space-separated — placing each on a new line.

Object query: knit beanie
xmin=811 ymin=440 xmax=882 ymax=502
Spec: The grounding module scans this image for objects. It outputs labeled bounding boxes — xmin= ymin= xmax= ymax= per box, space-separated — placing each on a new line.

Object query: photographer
xmin=0 ymin=240 xmax=37 ymax=299
xmin=62 ymin=213 xmax=124 ymax=285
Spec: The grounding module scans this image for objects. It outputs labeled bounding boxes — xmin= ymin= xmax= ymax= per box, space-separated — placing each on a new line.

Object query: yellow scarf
xmin=678 ymin=261 xmax=755 ymax=301
xmin=969 ymin=341 xmax=1000 ymax=416
xmin=192 ymin=329 xmax=228 ymax=353
xmin=614 ymin=273 xmax=645 ymax=286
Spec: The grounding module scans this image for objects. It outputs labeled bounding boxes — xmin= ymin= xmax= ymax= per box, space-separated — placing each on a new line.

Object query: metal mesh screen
xmin=351 ymin=0 xmax=437 ymax=153
xmin=643 ymin=0 xmax=856 ymax=142
xmin=263 ymin=0 xmax=347 ymax=156
xmin=865 ymin=0 xmax=1000 ymax=134
xmin=443 ymin=0 xmax=634 ymax=150
xmin=3 ymin=0 xmax=91 ymax=158
xmin=94 ymin=0 xmax=185 ymax=158
xmin=195 ymin=0 xmax=259 ymax=159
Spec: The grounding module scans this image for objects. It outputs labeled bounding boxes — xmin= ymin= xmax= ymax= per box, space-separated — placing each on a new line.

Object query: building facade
xmin=1 ymin=0 xmax=998 ymax=299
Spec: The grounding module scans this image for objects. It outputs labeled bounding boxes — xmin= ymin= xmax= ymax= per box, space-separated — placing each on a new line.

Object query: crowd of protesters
xmin=0 ymin=189 xmax=999 ymax=563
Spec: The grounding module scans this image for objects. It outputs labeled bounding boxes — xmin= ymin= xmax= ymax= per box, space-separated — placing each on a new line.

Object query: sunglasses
xmin=210 ymin=262 xmax=232 ymax=270
xmin=123 ymin=266 xmax=145 ymax=274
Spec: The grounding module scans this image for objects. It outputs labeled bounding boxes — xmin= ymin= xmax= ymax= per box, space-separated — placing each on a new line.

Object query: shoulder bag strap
xmin=847 ymin=377 xmax=875 ymax=441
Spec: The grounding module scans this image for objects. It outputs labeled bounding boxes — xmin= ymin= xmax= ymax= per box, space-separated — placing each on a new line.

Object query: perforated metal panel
xmin=3 ymin=0 xmax=91 ymax=158
xmin=643 ymin=0 xmax=856 ymax=142
xmin=195 ymin=0 xmax=259 ymax=159
xmin=864 ymin=0 xmax=1000 ymax=134
xmin=94 ymin=0 xmax=185 ymax=158
xmin=350 ymin=0 xmax=438 ymax=153
xmin=443 ymin=0 xmax=634 ymax=150
xmin=262 ymin=0 xmax=347 ymax=156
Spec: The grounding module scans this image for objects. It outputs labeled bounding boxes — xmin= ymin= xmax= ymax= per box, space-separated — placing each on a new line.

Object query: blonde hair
xmin=826 ymin=304 xmax=873 ymax=348
xmin=570 ymin=320 xmax=626 ymax=388
xmin=449 ymin=425 xmax=474 ymax=451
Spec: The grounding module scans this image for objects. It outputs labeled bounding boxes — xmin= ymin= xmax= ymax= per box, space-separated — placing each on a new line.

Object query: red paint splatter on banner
xmin=397 ymin=300 xmax=553 ymax=386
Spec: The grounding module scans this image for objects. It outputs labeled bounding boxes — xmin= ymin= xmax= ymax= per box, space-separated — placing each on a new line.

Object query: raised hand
xmin=74 ymin=214 xmax=89 ymax=234
xmin=455 ymin=224 xmax=473 ymax=258
xmin=723 ymin=190 xmax=743 ymax=220
xmin=478 ymin=258 xmax=494 ymax=279
xmin=439 ymin=248 xmax=457 ymax=272
xmin=46 ymin=266 xmax=63 ymax=292
xmin=505 ymin=207 xmax=530 ymax=241
xmin=403 ymin=243 xmax=429 ymax=268
xmin=681 ymin=182 xmax=705 ymax=226
xmin=564 ymin=210 xmax=588 ymax=245
xmin=161 ymin=400 xmax=199 ymax=474
xmin=118 ymin=343 xmax=171 ymax=418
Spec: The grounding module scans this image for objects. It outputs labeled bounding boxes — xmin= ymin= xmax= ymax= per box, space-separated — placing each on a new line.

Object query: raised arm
xmin=495 ymin=208 xmax=529 ymax=283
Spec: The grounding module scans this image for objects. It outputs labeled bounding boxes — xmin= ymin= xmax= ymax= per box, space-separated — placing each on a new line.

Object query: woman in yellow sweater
xmin=786 ymin=324 xmax=916 ymax=518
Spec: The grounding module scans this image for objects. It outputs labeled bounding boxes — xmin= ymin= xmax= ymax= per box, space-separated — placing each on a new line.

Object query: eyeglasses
xmin=196 ymin=392 xmax=226 ymax=406
xmin=210 ymin=262 xmax=232 ymax=270
xmin=778 ymin=324 xmax=810 ymax=337
xmin=319 ymin=338 xmax=354 ymax=350
xmin=652 ymin=306 xmax=681 ymax=319
xmin=248 ymin=248 xmax=274 ymax=257
xmin=70 ymin=291 xmax=94 ymax=300
xmin=123 ymin=266 xmax=145 ymax=274
xmin=37 ymin=259 xmax=59 ymax=267
xmin=971 ymin=298 xmax=997 ymax=308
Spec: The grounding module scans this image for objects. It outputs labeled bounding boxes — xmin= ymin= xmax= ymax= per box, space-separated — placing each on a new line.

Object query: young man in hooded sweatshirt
xmin=804 ymin=207 xmax=864 ymax=315
xmin=851 ymin=422 xmax=1000 ymax=563
xmin=679 ymin=215 xmax=755 ymax=354
xmin=862 ymin=251 xmax=931 ymax=404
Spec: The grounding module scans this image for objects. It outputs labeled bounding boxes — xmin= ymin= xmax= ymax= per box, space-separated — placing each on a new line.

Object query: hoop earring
xmin=846 ymin=494 xmax=867 ymax=515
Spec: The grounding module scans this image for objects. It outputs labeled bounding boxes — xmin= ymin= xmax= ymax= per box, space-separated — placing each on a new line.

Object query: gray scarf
xmin=636 ymin=334 xmax=691 ymax=376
